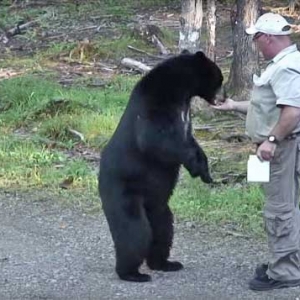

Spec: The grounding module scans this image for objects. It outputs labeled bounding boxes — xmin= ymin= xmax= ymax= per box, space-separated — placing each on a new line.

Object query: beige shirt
xmin=246 ymin=44 xmax=300 ymax=143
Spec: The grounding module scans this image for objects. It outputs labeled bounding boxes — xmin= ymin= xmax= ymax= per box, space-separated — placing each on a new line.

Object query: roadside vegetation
xmin=0 ymin=0 xmax=265 ymax=235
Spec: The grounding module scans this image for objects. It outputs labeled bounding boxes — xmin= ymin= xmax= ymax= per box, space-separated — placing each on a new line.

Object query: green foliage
xmin=0 ymin=74 xmax=139 ymax=146
xmin=0 ymin=0 xmax=265 ymax=235
xmin=99 ymin=0 xmax=178 ymax=7
xmin=0 ymin=72 xmax=266 ymax=234
xmin=0 ymin=135 xmax=96 ymax=189
xmin=171 ymin=170 xmax=264 ymax=235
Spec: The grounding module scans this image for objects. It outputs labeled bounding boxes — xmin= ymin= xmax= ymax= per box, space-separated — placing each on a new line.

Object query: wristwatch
xmin=268 ymin=135 xmax=279 ymax=144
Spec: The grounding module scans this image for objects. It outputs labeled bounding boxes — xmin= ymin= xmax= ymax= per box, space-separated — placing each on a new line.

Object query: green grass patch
xmin=0 ymin=56 xmax=41 ymax=69
xmin=0 ymin=74 xmax=141 ymax=149
xmin=0 ymin=71 xmax=265 ymax=234
xmin=171 ymin=170 xmax=264 ymax=235
xmin=131 ymin=0 xmax=179 ymax=8
xmin=93 ymin=35 xmax=154 ymax=60
xmin=0 ymin=0 xmax=265 ymax=234
xmin=0 ymin=5 xmax=46 ymax=27
xmin=0 ymin=0 xmax=178 ymax=68
xmin=0 ymin=135 xmax=97 ymax=190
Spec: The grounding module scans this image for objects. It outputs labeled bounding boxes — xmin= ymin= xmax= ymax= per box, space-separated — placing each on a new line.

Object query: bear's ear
xmin=195 ymin=51 xmax=206 ymax=59
xmin=180 ymin=49 xmax=190 ymax=55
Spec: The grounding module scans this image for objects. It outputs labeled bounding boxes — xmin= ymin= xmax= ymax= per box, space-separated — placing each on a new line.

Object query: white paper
xmin=247 ymin=155 xmax=270 ymax=183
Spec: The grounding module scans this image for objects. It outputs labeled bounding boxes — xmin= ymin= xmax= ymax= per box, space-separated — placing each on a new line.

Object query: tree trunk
xmin=226 ymin=0 xmax=261 ymax=101
xmin=289 ymin=0 xmax=296 ymax=13
xmin=206 ymin=0 xmax=216 ymax=61
xmin=179 ymin=0 xmax=203 ymax=53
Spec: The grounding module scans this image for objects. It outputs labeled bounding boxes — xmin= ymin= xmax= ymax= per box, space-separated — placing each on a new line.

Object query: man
xmin=213 ymin=13 xmax=300 ymax=291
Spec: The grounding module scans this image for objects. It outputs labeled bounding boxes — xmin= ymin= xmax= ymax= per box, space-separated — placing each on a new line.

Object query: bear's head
xmin=181 ymin=50 xmax=225 ymax=104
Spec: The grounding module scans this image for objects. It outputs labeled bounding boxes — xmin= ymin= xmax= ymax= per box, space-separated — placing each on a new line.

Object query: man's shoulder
xmin=276 ymin=50 xmax=300 ymax=71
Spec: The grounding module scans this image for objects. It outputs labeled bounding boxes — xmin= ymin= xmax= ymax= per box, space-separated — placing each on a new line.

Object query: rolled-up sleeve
xmin=271 ymin=67 xmax=300 ymax=107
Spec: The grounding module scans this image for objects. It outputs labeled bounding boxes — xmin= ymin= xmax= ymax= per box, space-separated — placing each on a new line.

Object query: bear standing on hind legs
xmin=98 ymin=51 xmax=224 ymax=282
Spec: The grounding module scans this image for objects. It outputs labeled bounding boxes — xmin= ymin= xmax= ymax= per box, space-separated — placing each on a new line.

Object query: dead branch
xmin=68 ymin=128 xmax=85 ymax=142
xmin=1 ymin=11 xmax=52 ymax=43
xmin=194 ymin=124 xmax=240 ymax=130
xmin=76 ymin=25 xmax=98 ymax=32
xmin=127 ymin=45 xmax=165 ymax=59
xmin=7 ymin=20 xmax=37 ymax=37
xmin=132 ymin=24 xmax=170 ymax=56
xmin=220 ymin=133 xmax=250 ymax=142
xmin=121 ymin=58 xmax=151 ymax=73
xmin=151 ymin=35 xmax=169 ymax=55
xmin=89 ymin=15 xmax=114 ymax=20
xmin=91 ymin=62 xmax=117 ymax=73
xmin=224 ymin=230 xmax=249 ymax=238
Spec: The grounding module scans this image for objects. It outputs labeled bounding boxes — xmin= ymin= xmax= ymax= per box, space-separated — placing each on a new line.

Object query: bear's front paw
xmin=200 ymin=172 xmax=213 ymax=184
xmin=188 ymin=164 xmax=213 ymax=183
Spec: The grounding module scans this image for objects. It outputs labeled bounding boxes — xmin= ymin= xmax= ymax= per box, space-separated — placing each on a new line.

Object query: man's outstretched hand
xmin=211 ymin=98 xmax=235 ymax=111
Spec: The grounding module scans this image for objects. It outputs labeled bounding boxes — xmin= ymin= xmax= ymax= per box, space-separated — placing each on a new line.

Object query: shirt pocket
xmin=253 ymin=73 xmax=271 ymax=87
xmin=252 ymin=74 xmax=273 ymax=106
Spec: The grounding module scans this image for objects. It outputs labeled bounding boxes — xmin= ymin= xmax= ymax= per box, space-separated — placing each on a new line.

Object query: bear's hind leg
xmin=104 ymin=193 xmax=152 ymax=282
xmin=146 ymin=204 xmax=183 ymax=272
xmin=116 ymin=249 xmax=151 ymax=282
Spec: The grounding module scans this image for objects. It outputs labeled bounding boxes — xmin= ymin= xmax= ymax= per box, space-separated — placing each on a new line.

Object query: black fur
xmin=98 ymin=51 xmax=223 ymax=282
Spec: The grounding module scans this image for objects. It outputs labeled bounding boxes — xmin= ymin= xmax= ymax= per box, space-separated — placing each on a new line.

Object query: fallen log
xmin=120 ymin=58 xmax=151 ymax=73
xmin=7 ymin=20 xmax=37 ymax=37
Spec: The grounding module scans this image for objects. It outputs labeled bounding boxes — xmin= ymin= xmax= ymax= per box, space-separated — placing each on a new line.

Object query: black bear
xmin=99 ymin=51 xmax=223 ymax=282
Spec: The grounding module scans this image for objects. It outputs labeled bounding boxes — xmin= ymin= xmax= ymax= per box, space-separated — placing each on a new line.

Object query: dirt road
xmin=0 ymin=190 xmax=299 ymax=300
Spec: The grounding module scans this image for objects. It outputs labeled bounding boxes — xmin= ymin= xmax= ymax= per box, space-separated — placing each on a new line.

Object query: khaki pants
xmin=263 ymin=136 xmax=300 ymax=281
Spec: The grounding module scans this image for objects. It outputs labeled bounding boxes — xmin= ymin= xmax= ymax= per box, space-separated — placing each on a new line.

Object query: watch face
xmin=269 ymin=136 xmax=276 ymax=142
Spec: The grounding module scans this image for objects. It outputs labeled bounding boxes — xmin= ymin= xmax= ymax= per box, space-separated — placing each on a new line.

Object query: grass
xmin=0 ymin=0 xmax=179 ymax=64
xmin=0 ymin=73 xmax=137 ymax=195
xmin=171 ymin=171 xmax=264 ymax=235
xmin=0 ymin=0 xmax=266 ymax=236
xmin=0 ymin=135 xmax=96 ymax=188
xmin=0 ymin=73 xmax=265 ymax=235
xmin=0 ymin=74 xmax=137 ymax=145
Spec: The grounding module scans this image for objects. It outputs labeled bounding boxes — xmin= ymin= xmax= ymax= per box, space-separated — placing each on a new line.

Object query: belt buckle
xmin=287 ymin=133 xmax=297 ymax=140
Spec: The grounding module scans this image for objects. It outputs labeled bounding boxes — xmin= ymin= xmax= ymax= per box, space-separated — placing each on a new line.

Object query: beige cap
xmin=246 ymin=13 xmax=292 ymax=35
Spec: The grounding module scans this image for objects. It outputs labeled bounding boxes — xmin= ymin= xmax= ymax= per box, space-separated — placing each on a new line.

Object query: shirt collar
xmin=272 ymin=44 xmax=298 ymax=63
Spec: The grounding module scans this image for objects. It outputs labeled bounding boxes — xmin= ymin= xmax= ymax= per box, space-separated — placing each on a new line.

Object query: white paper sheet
xmin=247 ymin=155 xmax=270 ymax=183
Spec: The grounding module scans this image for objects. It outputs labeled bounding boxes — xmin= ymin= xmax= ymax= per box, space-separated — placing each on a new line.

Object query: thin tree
xmin=179 ymin=0 xmax=203 ymax=53
xmin=226 ymin=0 xmax=261 ymax=101
xmin=288 ymin=0 xmax=299 ymax=13
xmin=206 ymin=0 xmax=216 ymax=61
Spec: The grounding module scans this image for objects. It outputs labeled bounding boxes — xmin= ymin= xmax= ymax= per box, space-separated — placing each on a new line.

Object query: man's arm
xmin=269 ymin=105 xmax=300 ymax=141
xmin=270 ymin=67 xmax=300 ymax=140
xmin=212 ymin=98 xmax=250 ymax=114
xmin=232 ymin=101 xmax=250 ymax=114
xmin=256 ymin=105 xmax=300 ymax=161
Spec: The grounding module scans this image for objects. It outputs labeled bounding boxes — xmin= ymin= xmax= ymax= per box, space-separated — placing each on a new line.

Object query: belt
xmin=255 ymin=132 xmax=300 ymax=147
xmin=286 ymin=132 xmax=300 ymax=140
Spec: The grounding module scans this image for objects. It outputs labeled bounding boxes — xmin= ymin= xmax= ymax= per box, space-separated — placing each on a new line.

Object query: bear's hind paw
xmin=148 ymin=260 xmax=184 ymax=272
xmin=118 ymin=271 xmax=151 ymax=282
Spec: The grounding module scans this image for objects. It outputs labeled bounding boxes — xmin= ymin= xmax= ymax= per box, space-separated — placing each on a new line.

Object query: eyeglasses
xmin=253 ymin=32 xmax=264 ymax=41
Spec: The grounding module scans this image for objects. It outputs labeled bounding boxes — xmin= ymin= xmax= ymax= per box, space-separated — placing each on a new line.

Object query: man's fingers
xmin=261 ymin=151 xmax=273 ymax=161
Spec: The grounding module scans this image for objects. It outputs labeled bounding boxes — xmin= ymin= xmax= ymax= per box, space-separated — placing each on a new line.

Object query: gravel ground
xmin=0 ymin=190 xmax=300 ymax=300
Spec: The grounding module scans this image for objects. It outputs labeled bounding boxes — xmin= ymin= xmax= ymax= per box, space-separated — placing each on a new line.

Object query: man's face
xmin=253 ymin=32 xmax=272 ymax=60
